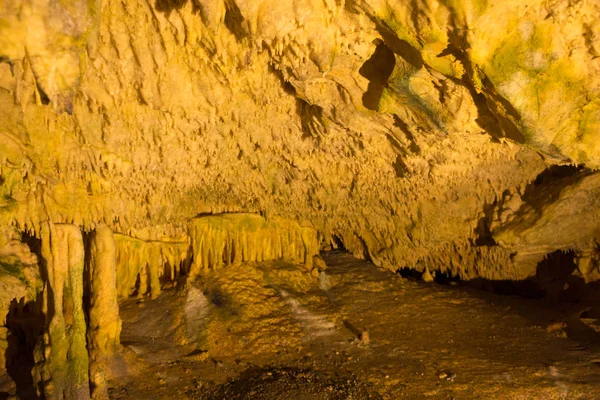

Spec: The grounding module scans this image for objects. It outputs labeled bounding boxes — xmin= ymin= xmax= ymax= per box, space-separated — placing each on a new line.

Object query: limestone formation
xmin=33 ymin=223 xmax=90 ymax=399
xmin=115 ymin=234 xmax=189 ymax=299
xmin=492 ymin=170 xmax=600 ymax=279
xmin=0 ymin=0 xmax=599 ymax=395
xmin=0 ymin=0 xmax=594 ymax=282
xmin=188 ymin=214 xmax=320 ymax=279
xmin=87 ymin=224 xmax=122 ymax=399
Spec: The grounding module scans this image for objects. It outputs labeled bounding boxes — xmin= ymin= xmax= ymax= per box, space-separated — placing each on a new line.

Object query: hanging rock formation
xmin=492 ymin=169 xmax=600 ymax=280
xmin=188 ymin=213 xmax=320 ymax=279
xmin=115 ymin=234 xmax=190 ymax=299
xmin=1 ymin=0 xmax=598 ymax=281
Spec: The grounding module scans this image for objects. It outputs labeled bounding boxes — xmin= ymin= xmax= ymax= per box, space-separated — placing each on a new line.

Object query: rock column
xmin=87 ymin=224 xmax=122 ymax=399
xmin=34 ymin=223 xmax=90 ymax=399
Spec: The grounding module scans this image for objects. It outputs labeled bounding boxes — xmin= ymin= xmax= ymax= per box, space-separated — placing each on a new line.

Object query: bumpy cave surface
xmin=1 ymin=0 xmax=600 ymax=398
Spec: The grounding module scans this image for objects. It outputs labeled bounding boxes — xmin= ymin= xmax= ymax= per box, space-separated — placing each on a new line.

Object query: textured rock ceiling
xmin=0 ymin=0 xmax=599 ymax=281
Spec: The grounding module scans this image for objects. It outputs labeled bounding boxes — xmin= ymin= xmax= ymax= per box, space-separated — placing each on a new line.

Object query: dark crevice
xmin=268 ymin=64 xmax=296 ymax=96
xmin=322 ymin=1 xmax=527 ymax=147
xmin=371 ymin=21 xmax=423 ymax=69
xmin=155 ymin=0 xmax=187 ymax=15
xmin=82 ymin=231 xmax=94 ymax=329
xmin=471 ymin=250 xmax=578 ymax=301
xmin=532 ymin=250 xmax=578 ymax=302
xmin=433 ymin=270 xmax=460 ymax=285
xmin=359 ymin=40 xmax=395 ymax=110
xmin=35 ymin=83 xmax=50 ymax=106
xmin=397 ymin=267 xmax=423 ymax=280
xmin=392 ymin=155 xmax=409 ymax=178
xmin=532 ymin=164 xmax=585 ymax=186
xmin=396 ymin=250 xmax=590 ymax=303
xmin=20 ymin=233 xmax=47 ymax=289
xmin=296 ymin=98 xmax=326 ymax=140
xmin=269 ymin=63 xmax=326 ymax=142
xmin=356 ymin=236 xmax=372 ymax=262
xmin=434 ymin=28 xmax=526 ymax=143
xmin=330 ymin=235 xmax=346 ymax=251
xmin=474 ymin=201 xmax=497 ymax=246
xmin=521 ymin=165 xmax=591 ymax=209
xmin=392 ymin=115 xmax=420 ymax=154
xmin=223 ymin=1 xmax=248 ymax=41
xmin=5 ymin=295 xmax=45 ymax=400
xmin=465 ymin=278 xmax=545 ymax=298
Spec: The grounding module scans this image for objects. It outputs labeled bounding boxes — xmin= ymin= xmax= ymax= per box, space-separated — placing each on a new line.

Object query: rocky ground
xmin=78 ymin=251 xmax=600 ymax=399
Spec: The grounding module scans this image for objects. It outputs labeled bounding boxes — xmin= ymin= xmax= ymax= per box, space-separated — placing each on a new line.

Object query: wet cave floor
xmin=35 ymin=253 xmax=600 ymax=398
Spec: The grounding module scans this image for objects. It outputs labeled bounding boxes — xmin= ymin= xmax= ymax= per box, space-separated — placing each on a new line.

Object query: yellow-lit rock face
xmin=0 ymin=1 xmax=598 ymax=394
xmin=0 ymin=0 xmax=598 ymax=284
xmin=115 ymin=233 xmax=189 ymax=299
xmin=188 ymin=213 xmax=319 ymax=277
xmin=33 ymin=223 xmax=90 ymax=399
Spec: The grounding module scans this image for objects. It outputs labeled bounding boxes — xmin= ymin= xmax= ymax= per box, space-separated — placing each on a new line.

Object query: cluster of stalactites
xmin=188 ymin=213 xmax=320 ymax=279
xmin=114 ymin=234 xmax=190 ymax=299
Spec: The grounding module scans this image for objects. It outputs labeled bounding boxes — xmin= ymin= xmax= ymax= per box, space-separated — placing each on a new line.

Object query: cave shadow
xmin=443 ymin=250 xmax=577 ymax=300
xmin=9 ymin=233 xmax=49 ymax=399
xmin=296 ymin=98 xmax=326 ymax=140
xmin=83 ymin=232 xmax=93 ymax=330
xmin=154 ymin=0 xmax=188 ymax=15
xmin=359 ymin=39 xmax=396 ymax=111
xmin=439 ymin=250 xmax=600 ymax=345
xmin=154 ymin=0 xmax=247 ymax=41
xmin=345 ymin=0 xmax=527 ymax=144
xmin=5 ymin=296 xmax=45 ymax=400
xmin=413 ymin=250 xmax=583 ymax=301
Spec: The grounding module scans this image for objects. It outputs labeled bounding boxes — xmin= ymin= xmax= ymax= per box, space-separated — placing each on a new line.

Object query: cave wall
xmin=0 ymin=0 xmax=599 ymax=394
xmin=0 ymin=0 xmax=599 ymax=282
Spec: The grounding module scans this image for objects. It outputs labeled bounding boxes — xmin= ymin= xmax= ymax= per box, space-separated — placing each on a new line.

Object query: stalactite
xmin=114 ymin=234 xmax=190 ymax=299
xmin=187 ymin=213 xmax=320 ymax=280
xmin=33 ymin=223 xmax=90 ymax=399
xmin=87 ymin=224 xmax=122 ymax=399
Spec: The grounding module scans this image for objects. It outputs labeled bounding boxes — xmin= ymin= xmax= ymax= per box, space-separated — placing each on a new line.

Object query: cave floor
xmin=6 ymin=251 xmax=597 ymax=400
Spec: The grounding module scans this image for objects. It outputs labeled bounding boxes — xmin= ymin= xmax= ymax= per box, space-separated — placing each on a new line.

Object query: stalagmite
xmin=33 ymin=223 xmax=90 ymax=399
xmin=87 ymin=224 xmax=122 ymax=399
xmin=188 ymin=213 xmax=320 ymax=281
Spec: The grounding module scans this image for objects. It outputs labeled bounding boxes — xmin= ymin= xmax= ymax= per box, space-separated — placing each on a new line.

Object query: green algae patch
xmin=472 ymin=15 xmax=594 ymax=160
xmin=0 ymin=259 xmax=26 ymax=283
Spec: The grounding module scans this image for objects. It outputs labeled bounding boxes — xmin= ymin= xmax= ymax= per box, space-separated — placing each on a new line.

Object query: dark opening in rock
xmin=359 ymin=40 xmax=396 ymax=110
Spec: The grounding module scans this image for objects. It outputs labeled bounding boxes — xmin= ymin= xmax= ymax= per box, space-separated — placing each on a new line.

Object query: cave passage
xmin=3 ymin=0 xmax=600 ymax=398
xmin=0 ymin=215 xmax=598 ymax=399
xmin=112 ymin=252 xmax=600 ymax=399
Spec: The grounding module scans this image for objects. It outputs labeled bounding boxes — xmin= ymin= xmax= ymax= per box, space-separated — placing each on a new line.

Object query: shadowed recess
xmin=359 ymin=39 xmax=396 ymax=110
